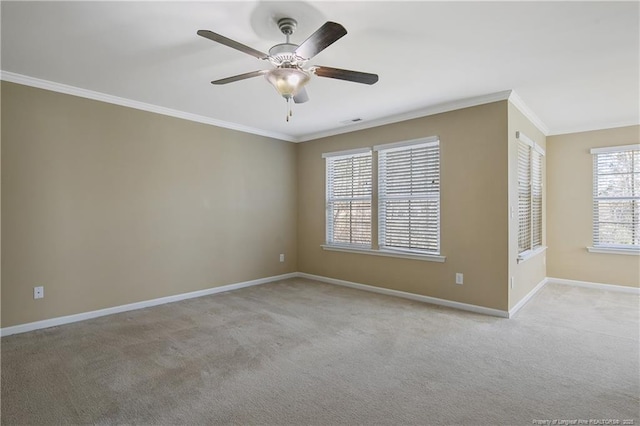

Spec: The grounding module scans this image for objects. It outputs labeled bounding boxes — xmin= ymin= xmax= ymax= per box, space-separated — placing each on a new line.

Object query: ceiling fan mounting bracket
xmin=277 ymin=18 xmax=298 ymax=36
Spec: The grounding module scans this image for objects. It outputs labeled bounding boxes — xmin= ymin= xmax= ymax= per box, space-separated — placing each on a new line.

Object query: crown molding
xmin=548 ymin=119 xmax=639 ymax=136
xmin=0 ymin=71 xmax=297 ymax=143
xmin=2 ymin=71 xmax=563 ymax=143
xmin=507 ymin=90 xmax=549 ymax=136
xmin=296 ymin=90 xmax=514 ymax=142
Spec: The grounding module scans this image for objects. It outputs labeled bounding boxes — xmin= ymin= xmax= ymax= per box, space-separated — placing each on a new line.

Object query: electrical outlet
xmin=510 ymin=277 xmax=514 ymax=289
xmin=34 ymin=286 xmax=44 ymax=299
xmin=455 ymin=273 xmax=463 ymax=285
xmin=279 ymin=253 xmax=285 ymax=263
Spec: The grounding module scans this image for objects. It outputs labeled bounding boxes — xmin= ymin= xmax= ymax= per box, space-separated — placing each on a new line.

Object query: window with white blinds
xmin=517 ymin=132 xmax=544 ymax=256
xmin=376 ymin=137 xmax=440 ymax=254
xmin=324 ymin=149 xmax=372 ymax=247
xmin=591 ymin=145 xmax=640 ymax=251
xmin=531 ymin=148 xmax=543 ymax=248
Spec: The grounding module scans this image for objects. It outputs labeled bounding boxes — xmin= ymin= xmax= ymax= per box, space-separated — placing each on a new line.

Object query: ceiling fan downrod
xmin=277 ymin=17 xmax=297 ymax=44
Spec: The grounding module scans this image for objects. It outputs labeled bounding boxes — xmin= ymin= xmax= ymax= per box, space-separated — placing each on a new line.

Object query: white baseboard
xmin=508 ymin=278 xmax=548 ymax=318
xmin=4 ymin=273 xmax=635 ymax=337
xmin=0 ymin=272 xmax=298 ymax=337
xmin=298 ymin=272 xmax=510 ymax=318
xmin=547 ymin=277 xmax=640 ymax=294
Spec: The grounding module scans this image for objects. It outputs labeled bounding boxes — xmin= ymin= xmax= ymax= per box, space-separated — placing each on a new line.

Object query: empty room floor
xmin=1 ymin=278 xmax=638 ymax=425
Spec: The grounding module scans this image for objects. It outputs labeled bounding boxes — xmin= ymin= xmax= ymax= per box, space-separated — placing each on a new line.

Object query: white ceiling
xmin=1 ymin=1 xmax=638 ymax=142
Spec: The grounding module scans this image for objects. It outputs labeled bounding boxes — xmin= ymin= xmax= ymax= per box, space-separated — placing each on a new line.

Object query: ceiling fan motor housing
xmin=269 ymin=18 xmax=304 ymax=66
xmin=269 ymin=43 xmax=303 ymax=66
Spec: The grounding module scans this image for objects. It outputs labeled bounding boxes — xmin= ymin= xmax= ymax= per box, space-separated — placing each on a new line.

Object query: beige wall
xmin=1 ymin=82 xmax=298 ymax=327
xmin=1 ymin=81 xmax=3 ymax=326
xmin=298 ymin=101 xmax=510 ymax=311
xmin=547 ymin=126 xmax=640 ymax=287
xmin=6 ymin=78 xmax=630 ymax=329
xmin=507 ymin=102 xmax=547 ymax=309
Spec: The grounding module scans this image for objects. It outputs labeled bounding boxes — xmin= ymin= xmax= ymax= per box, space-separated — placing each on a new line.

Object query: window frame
xmin=322 ymin=137 xmax=445 ymax=263
xmin=516 ymin=131 xmax=546 ymax=262
xmin=588 ymin=144 xmax=640 ymax=255
xmin=323 ymin=148 xmax=373 ymax=249
xmin=375 ymin=136 xmax=441 ymax=256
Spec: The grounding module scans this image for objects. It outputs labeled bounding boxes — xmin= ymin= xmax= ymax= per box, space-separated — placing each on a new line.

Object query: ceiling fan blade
xmin=197 ymin=30 xmax=269 ymax=60
xmin=293 ymin=88 xmax=310 ymax=104
xmin=211 ymin=70 xmax=267 ymax=85
xmin=313 ymin=66 xmax=379 ymax=85
xmin=294 ymin=22 xmax=347 ymax=60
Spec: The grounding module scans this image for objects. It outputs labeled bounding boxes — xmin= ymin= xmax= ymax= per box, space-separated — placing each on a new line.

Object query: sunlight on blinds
xmin=378 ymin=140 xmax=440 ymax=254
xmin=592 ymin=148 xmax=639 ymax=248
xmin=326 ymin=152 xmax=372 ymax=246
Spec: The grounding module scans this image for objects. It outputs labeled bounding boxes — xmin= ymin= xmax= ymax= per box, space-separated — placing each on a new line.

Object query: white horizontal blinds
xmin=326 ymin=151 xmax=372 ymax=247
xmin=531 ymin=150 xmax=543 ymax=248
xmin=518 ymin=140 xmax=532 ymax=253
xmin=517 ymin=133 xmax=544 ymax=255
xmin=592 ymin=147 xmax=640 ymax=248
xmin=378 ymin=140 xmax=440 ymax=254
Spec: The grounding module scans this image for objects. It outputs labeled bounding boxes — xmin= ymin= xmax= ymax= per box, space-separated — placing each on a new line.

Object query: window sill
xmin=587 ymin=247 xmax=640 ymax=256
xmin=321 ymin=245 xmax=446 ymax=263
xmin=517 ymin=246 xmax=547 ymax=264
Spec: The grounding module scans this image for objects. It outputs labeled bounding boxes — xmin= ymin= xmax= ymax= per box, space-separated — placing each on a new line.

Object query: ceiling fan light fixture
xmin=265 ymin=67 xmax=310 ymax=99
xmin=198 ymin=18 xmax=377 ymax=122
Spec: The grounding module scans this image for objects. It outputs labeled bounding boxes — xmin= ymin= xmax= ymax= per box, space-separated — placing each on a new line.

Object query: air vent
xmin=340 ymin=118 xmax=363 ymax=124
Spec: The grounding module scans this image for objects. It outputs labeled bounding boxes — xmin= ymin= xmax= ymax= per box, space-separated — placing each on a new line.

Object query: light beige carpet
xmin=1 ymin=278 xmax=638 ymax=425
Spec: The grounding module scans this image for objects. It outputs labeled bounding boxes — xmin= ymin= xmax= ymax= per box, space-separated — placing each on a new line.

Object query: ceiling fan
xmin=197 ymin=18 xmax=379 ymax=121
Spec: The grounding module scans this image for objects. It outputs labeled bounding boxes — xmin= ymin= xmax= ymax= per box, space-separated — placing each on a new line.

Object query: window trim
xmin=375 ymin=136 xmax=441 ymax=256
xmin=516 ymin=131 xmax=545 ymax=156
xmin=587 ymin=246 xmax=640 ymax=256
xmin=517 ymin=245 xmax=547 ymax=263
xmin=373 ymin=135 xmax=440 ymax=152
xmin=322 ymin=136 xmax=444 ymax=262
xmin=321 ymin=244 xmax=446 ymax=263
xmin=516 ymin=131 xmax=545 ymax=256
xmin=322 ymin=147 xmax=372 ymax=159
xmin=590 ymin=144 xmax=640 ymax=155
xmin=589 ymin=143 xmax=640 ymax=253
xmin=324 ymin=148 xmax=373 ymax=249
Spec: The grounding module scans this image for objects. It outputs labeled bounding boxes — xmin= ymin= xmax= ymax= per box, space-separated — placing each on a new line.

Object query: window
xmin=323 ymin=137 xmax=444 ymax=262
xmin=590 ymin=144 xmax=640 ymax=253
xmin=517 ymin=131 xmax=545 ymax=257
xmin=324 ymin=149 xmax=372 ymax=247
xmin=376 ymin=137 xmax=440 ymax=255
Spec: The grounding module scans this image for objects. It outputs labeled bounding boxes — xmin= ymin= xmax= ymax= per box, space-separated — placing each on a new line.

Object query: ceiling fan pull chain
xmin=286 ymin=97 xmax=290 ymax=122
